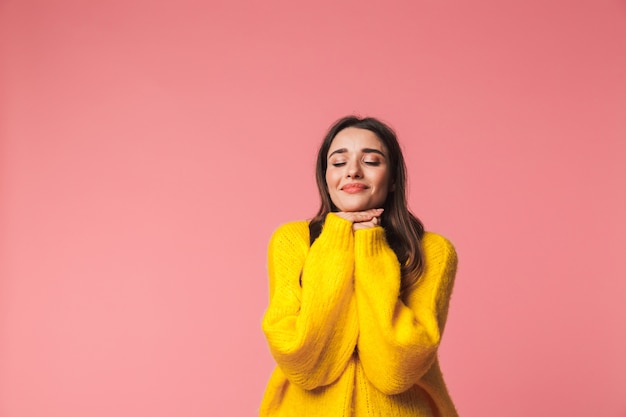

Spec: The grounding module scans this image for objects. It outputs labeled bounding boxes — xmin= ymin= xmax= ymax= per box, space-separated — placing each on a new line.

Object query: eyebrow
xmin=328 ymin=148 xmax=386 ymax=159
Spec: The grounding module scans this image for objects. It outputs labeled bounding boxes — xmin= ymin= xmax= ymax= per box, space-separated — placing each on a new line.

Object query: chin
xmin=337 ymin=204 xmax=371 ymax=212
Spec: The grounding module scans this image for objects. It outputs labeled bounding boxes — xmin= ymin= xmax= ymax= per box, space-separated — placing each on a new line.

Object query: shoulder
xmin=422 ymin=232 xmax=458 ymax=268
xmin=269 ymin=220 xmax=310 ymax=251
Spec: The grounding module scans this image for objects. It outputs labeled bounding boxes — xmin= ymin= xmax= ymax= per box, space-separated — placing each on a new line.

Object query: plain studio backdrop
xmin=1 ymin=1 xmax=625 ymax=416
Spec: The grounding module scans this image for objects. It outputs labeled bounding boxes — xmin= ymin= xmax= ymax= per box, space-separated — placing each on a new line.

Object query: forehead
xmin=328 ymin=127 xmax=386 ymax=155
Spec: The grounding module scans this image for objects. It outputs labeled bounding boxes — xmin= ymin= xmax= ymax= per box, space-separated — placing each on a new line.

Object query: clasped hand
xmin=335 ymin=208 xmax=384 ymax=231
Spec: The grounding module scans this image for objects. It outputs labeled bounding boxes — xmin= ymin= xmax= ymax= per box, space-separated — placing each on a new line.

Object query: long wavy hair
xmin=309 ymin=116 xmax=426 ymax=292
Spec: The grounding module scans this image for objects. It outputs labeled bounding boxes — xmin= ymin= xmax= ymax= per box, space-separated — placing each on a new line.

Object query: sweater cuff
xmin=354 ymin=226 xmax=387 ymax=258
xmin=316 ymin=213 xmax=354 ymax=251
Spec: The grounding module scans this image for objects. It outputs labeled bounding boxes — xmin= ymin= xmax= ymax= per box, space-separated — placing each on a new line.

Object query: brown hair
xmin=309 ymin=116 xmax=425 ymax=292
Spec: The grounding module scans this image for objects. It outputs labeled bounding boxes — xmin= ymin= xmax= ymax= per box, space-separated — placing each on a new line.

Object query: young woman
xmin=260 ymin=116 xmax=458 ymax=417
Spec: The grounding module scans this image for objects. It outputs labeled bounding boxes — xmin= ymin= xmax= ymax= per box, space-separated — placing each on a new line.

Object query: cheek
xmin=376 ymin=171 xmax=390 ymax=188
xmin=325 ymin=170 xmax=338 ymax=186
xmin=375 ymin=172 xmax=392 ymax=198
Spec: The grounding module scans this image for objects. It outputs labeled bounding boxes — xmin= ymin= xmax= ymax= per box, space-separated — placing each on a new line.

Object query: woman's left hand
xmin=335 ymin=208 xmax=383 ymax=231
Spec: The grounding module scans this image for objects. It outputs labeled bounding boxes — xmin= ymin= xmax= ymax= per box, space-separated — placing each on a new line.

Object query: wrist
xmin=354 ymin=226 xmax=387 ymax=257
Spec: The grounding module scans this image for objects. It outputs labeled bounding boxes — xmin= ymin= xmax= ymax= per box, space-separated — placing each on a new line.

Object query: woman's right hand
xmin=335 ymin=208 xmax=384 ymax=231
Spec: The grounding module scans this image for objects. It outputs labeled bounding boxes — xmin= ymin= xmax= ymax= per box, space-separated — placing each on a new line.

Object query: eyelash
xmin=331 ymin=161 xmax=380 ymax=167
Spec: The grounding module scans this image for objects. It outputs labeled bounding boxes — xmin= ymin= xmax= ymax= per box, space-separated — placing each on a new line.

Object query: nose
xmin=346 ymin=160 xmax=362 ymax=178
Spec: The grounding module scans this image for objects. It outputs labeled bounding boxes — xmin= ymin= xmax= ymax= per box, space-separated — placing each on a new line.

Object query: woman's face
xmin=325 ymin=127 xmax=392 ymax=212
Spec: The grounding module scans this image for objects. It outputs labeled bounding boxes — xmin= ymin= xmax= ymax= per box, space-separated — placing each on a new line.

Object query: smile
xmin=341 ymin=183 xmax=368 ymax=194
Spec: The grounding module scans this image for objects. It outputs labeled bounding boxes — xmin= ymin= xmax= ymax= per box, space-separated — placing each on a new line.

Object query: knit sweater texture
xmin=261 ymin=213 xmax=458 ymax=417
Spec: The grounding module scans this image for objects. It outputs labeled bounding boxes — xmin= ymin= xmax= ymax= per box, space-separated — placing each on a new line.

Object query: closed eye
xmin=331 ymin=162 xmax=346 ymax=167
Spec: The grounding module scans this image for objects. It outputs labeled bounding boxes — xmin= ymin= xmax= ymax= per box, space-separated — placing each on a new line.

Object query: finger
xmin=355 ymin=209 xmax=382 ymax=220
xmin=335 ymin=211 xmax=368 ymax=223
xmin=337 ymin=209 xmax=383 ymax=223
xmin=360 ymin=208 xmax=383 ymax=216
xmin=337 ymin=212 xmax=367 ymax=222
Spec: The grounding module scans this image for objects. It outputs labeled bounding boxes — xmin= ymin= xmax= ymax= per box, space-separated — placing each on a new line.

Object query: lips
xmin=341 ymin=183 xmax=368 ymax=194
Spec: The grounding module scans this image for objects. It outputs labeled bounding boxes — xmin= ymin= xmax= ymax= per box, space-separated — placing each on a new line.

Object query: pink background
xmin=1 ymin=1 xmax=625 ymax=416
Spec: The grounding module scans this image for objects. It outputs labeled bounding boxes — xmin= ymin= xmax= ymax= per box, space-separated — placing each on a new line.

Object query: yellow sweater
xmin=261 ymin=213 xmax=458 ymax=417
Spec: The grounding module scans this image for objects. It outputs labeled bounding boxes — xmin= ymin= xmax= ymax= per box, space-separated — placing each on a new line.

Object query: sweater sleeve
xmin=353 ymin=228 xmax=457 ymax=395
xmin=262 ymin=213 xmax=359 ymax=390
